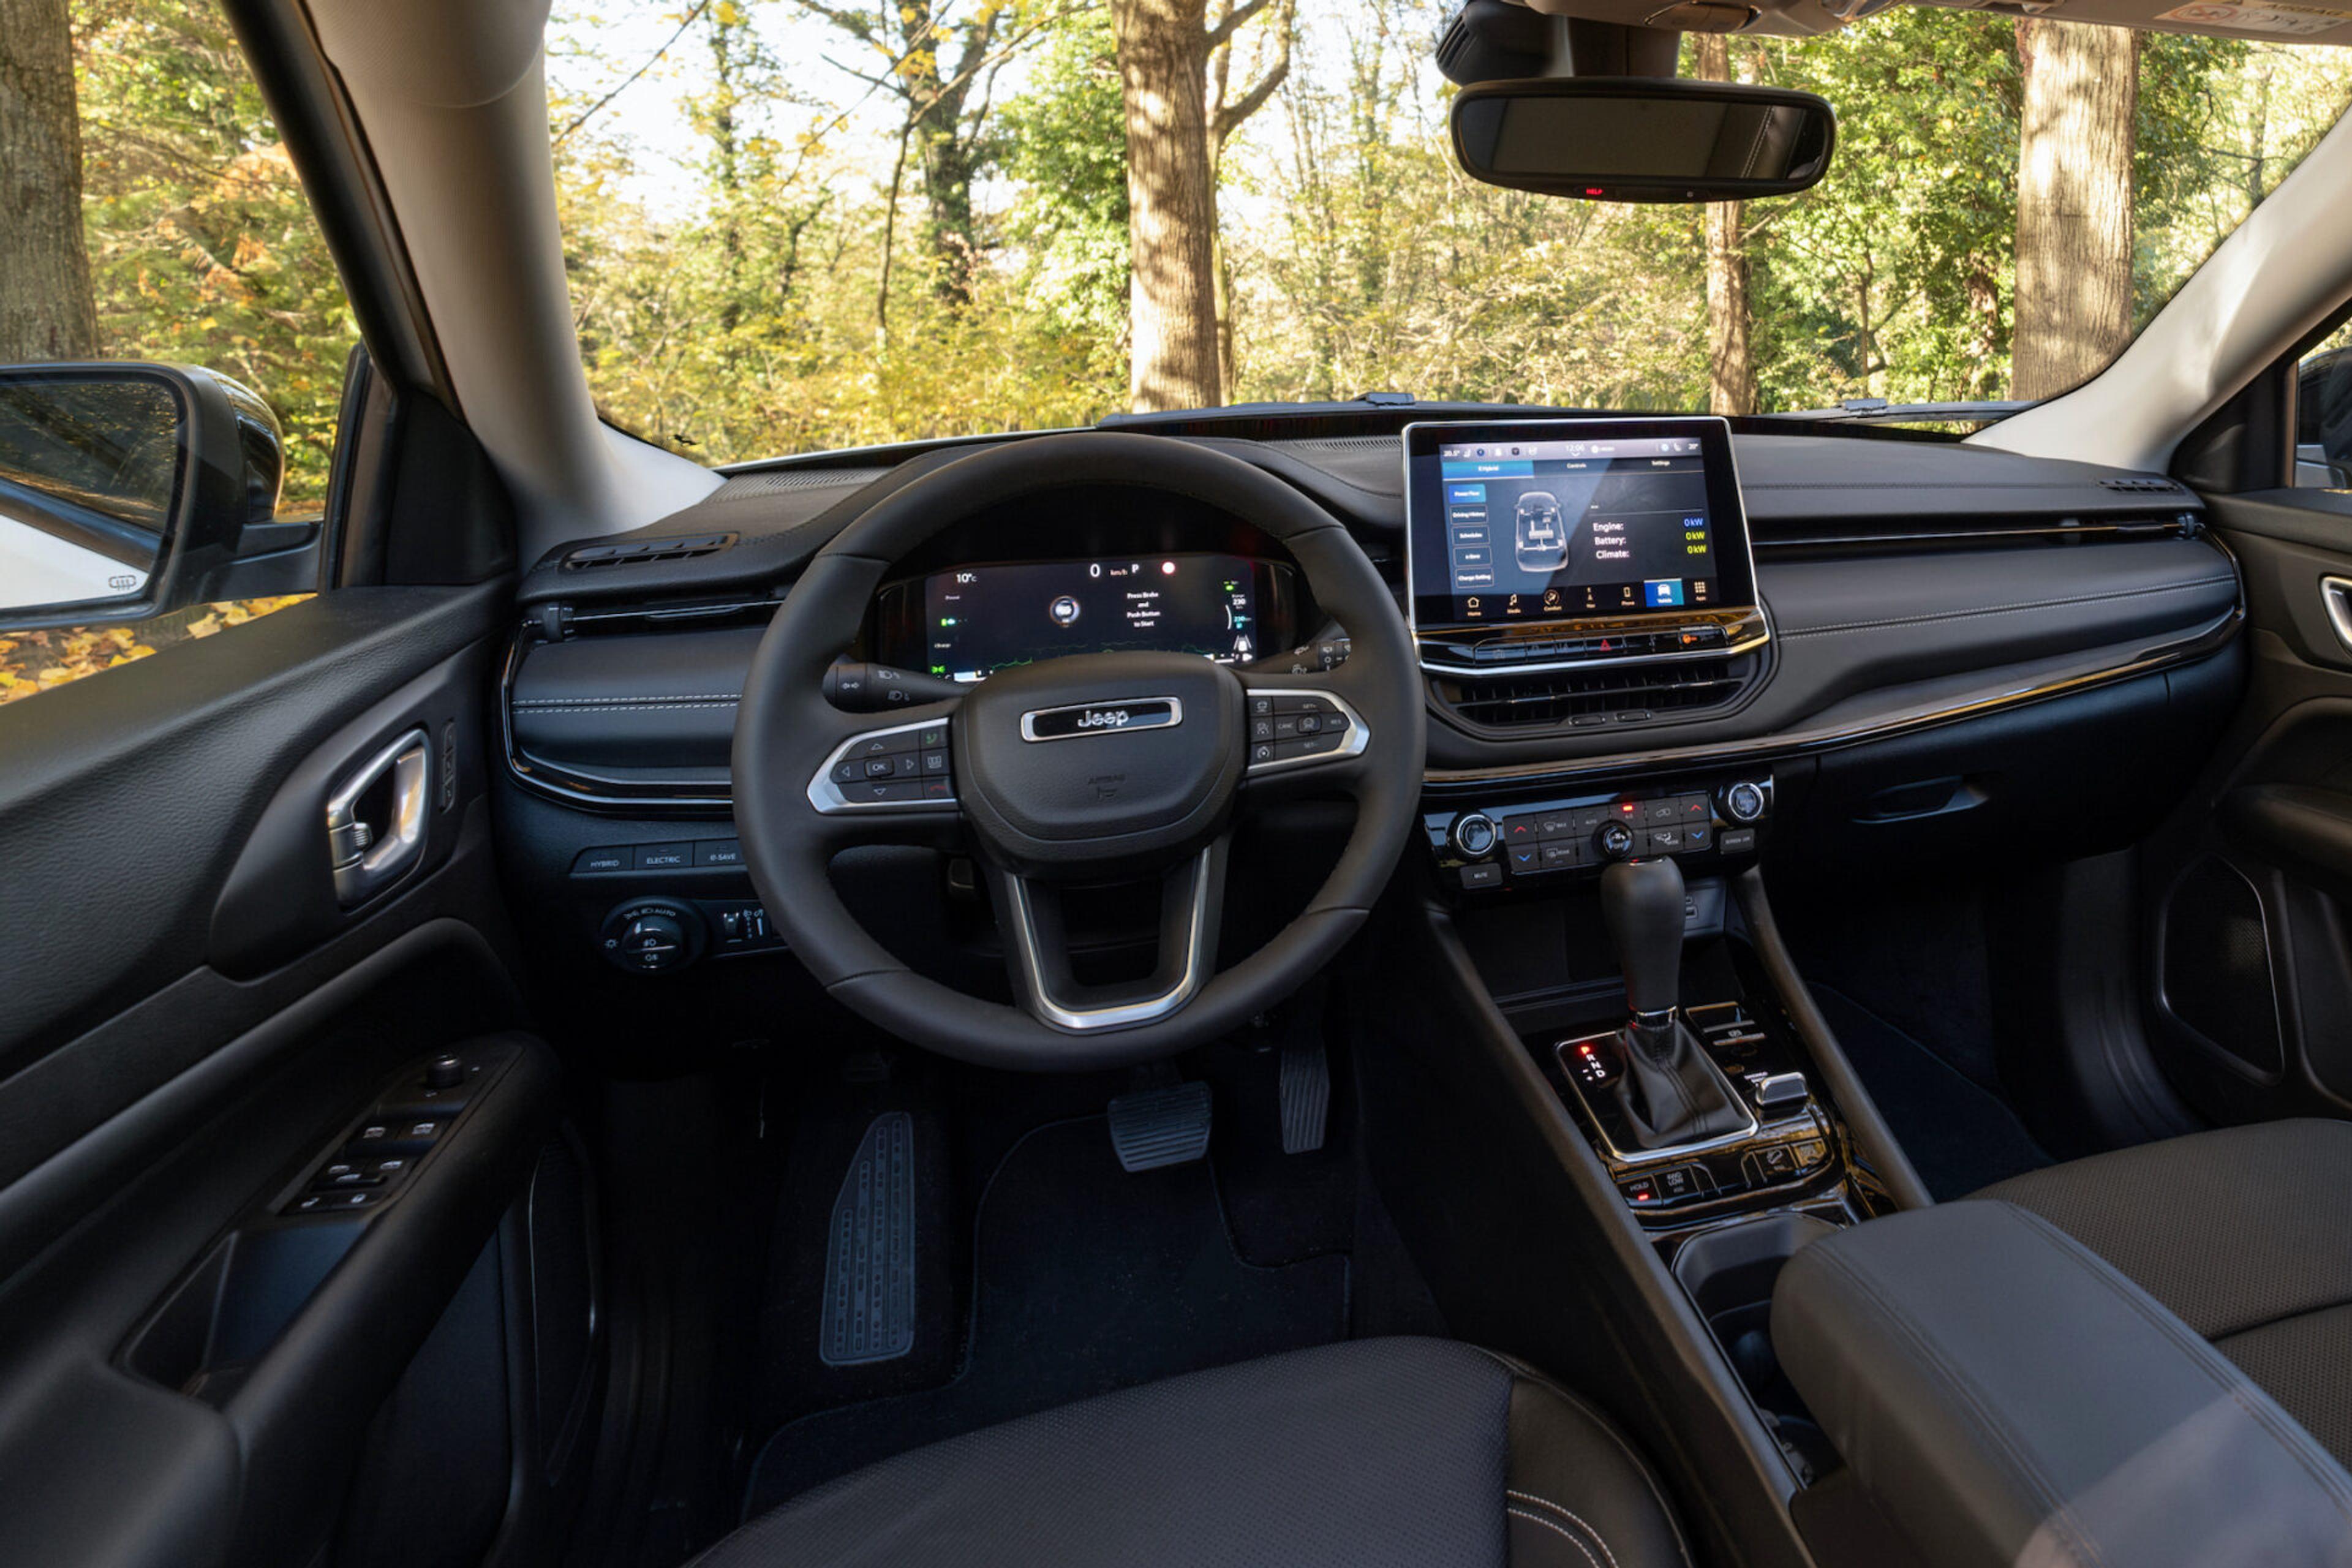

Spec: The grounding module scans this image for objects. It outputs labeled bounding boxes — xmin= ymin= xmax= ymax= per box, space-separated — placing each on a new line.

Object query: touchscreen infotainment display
xmin=922 ymin=553 xmax=1259 ymax=682
xmin=1404 ymin=417 xmax=1754 ymax=631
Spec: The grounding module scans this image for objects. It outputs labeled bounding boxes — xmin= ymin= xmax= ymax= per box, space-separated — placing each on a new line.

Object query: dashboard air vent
xmin=1433 ymin=655 xmax=1754 ymax=730
xmin=2099 ymin=477 xmax=2185 ymax=495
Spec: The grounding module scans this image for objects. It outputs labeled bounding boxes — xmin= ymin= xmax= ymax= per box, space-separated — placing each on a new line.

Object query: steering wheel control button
xmin=1241 ymin=688 xmax=1369 ymax=775
xmin=810 ymin=718 xmax=959 ymax=813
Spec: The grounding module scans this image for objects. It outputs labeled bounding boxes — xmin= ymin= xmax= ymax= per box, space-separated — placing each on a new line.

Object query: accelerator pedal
xmin=1106 ymin=1081 xmax=1213 ymax=1172
xmin=818 ymin=1111 xmax=918 ymax=1366
xmin=1278 ymin=1041 xmax=1332 ymax=1154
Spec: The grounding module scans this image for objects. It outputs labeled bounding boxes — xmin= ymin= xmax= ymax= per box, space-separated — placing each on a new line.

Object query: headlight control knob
xmin=1720 ymin=780 xmax=1769 ymax=824
xmin=600 ymin=897 xmax=705 ymax=974
xmin=1452 ymin=812 xmax=1499 ymax=859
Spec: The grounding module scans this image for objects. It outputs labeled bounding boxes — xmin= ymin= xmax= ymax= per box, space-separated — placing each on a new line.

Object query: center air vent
xmin=1432 ymin=655 xmax=1755 ymax=730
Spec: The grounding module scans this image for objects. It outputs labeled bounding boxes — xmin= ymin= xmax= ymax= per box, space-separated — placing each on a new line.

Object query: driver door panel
xmin=0 ymin=586 xmax=593 ymax=1568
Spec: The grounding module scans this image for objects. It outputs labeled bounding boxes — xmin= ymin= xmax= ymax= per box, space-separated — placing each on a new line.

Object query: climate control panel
xmin=1423 ymin=775 xmax=1772 ymax=892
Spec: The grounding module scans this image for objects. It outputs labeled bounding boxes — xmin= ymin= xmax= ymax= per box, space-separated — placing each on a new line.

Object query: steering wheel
xmin=733 ymin=432 xmax=1426 ymax=1070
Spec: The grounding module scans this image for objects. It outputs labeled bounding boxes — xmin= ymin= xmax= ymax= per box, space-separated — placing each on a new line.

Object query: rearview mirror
xmin=1450 ymin=77 xmax=1837 ymax=203
xmin=0 ymin=362 xmax=317 ymax=630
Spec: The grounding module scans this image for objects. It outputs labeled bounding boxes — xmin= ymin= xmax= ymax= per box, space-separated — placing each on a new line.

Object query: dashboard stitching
xmin=513 ymin=694 xmax=740 ymax=706
xmin=510 ymin=701 xmax=740 ymax=714
xmin=1780 ymin=575 xmax=2236 ymax=638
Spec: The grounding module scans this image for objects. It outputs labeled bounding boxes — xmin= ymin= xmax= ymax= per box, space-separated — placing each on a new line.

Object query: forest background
xmin=5 ymin=0 xmax=2352 ymax=509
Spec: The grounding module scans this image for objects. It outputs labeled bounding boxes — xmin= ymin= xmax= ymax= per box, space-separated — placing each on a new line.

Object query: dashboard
xmin=502 ymin=421 xmax=2244 ymax=884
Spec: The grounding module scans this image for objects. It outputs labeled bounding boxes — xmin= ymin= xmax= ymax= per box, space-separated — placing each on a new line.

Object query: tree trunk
xmin=1694 ymin=35 xmax=1753 ymax=416
xmin=1111 ymin=0 xmax=1221 ymax=410
xmin=2012 ymin=19 xmax=2139 ymax=401
xmin=0 ymin=0 xmax=98 ymax=362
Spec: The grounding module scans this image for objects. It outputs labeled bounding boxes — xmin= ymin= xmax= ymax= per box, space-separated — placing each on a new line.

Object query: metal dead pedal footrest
xmin=819 ymin=1111 xmax=918 ymax=1366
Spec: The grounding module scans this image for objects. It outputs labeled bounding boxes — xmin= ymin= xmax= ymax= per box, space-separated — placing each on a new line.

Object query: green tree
xmin=74 ymin=0 xmax=355 ymax=508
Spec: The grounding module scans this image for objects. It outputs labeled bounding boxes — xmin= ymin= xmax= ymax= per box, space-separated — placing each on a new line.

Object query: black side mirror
xmin=0 ymin=362 xmax=319 ymax=631
xmin=1450 ymin=77 xmax=1838 ymax=204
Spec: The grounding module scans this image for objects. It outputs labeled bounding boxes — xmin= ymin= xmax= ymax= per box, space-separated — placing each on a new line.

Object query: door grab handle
xmin=326 ymin=727 xmax=431 ymax=907
xmin=2321 ymin=576 xmax=2352 ymax=654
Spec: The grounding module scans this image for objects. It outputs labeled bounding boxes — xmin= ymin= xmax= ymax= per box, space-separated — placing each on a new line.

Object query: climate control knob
xmin=1594 ymin=820 xmax=1638 ymax=861
xmin=1719 ymin=780 xmax=1769 ymax=824
xmin=1451 ymin=812 xmax=1499 ymax=860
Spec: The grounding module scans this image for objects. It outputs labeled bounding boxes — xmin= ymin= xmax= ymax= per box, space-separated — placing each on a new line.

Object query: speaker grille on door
xmin=2161 ymin=856 xmax=2284 ymax=1076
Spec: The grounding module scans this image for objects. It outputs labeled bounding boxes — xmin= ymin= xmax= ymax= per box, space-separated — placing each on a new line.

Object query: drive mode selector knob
xmin=1595 ymin=819 xmax=1638 ymax=861
xmin=1452 ymin=812 xmax=1499 ymax=859
xmin=1720 ymin=780 xmax=1768 ymax=824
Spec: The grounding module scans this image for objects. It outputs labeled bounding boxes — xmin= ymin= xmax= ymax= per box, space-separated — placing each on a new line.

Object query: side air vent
xmin=1431 ymin=655 xmax=1755 ymax=730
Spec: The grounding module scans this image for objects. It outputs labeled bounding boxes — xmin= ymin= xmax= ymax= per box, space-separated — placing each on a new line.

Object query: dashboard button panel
xmin=1425 ymin=775 xmax=1771 ymax=892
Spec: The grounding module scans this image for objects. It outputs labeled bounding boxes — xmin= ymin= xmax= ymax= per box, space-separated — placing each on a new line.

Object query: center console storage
xmin=1774 ymin=1200 xmax=2352 ymax=1568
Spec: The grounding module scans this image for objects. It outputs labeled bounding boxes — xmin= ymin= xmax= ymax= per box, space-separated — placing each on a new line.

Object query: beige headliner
xmin=1512 ymin=0 xmax=2352 ymax=44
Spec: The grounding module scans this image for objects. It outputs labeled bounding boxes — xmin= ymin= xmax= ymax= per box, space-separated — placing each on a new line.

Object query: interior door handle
xmin=326 ymin=727 xmax=431 ymax=907
xmin=2321 ymin=576 xmax=2352 ymax=654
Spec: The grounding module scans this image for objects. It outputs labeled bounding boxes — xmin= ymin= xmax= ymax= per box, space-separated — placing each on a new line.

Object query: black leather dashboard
xmin=502 ymin=426 xmax=2243 ymax=802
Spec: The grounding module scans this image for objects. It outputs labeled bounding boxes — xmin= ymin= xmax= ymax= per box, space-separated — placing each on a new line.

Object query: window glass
xmin=0 ymin=0 xmax=350 ymax=699
xmin=545 ymin=2 xmax=2352 ymax=461
xmin=2297 ymin=317 xmax=2352 ymax=490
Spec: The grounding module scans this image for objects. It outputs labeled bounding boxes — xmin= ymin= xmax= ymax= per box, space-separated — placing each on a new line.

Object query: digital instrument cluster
xmin=873 ymin=552 xmax=1278 ymax=682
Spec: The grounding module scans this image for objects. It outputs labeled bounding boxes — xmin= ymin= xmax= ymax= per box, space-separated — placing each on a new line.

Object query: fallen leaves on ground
xmin=0 ymin=595 xmax=313 ymax=707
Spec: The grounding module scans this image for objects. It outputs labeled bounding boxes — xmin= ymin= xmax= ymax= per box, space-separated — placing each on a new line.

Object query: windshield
xmin=545 ymin=2 xmax=2352 ymax=462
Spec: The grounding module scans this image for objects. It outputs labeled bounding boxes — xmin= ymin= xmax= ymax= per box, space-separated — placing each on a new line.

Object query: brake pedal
xmin=1278 ymin=1041 xmax=1330 ymax=1155
xmin=1107 ymin=1081 xmax=1213 ymax=1171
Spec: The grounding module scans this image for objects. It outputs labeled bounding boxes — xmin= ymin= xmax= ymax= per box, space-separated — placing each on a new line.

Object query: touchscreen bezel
xmin=1401 ymin=415 xmax=1759 ymax=640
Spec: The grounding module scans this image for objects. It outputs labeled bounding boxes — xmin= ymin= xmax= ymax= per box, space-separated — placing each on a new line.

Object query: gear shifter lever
xmin=1598 ymin=856 xmax=1746 ymax=1149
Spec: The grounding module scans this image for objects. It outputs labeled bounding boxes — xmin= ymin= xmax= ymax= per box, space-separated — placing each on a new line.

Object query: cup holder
xmin=1671 ymin=1212 xmax=1841 ymax=1479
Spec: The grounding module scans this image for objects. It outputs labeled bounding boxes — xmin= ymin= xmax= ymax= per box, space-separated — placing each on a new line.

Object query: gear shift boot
xmin=1612 ymin=1017 xmax=1748 ymax=1150
xmin=1599 ymin=857 xmax=1749 ymax=1150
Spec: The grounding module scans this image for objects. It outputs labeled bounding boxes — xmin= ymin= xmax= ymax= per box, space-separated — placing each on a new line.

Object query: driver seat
xmin=690 ymin=1338 xmax=1692 ymax=1568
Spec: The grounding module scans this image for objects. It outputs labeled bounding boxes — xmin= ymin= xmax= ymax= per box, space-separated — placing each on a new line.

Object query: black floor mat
xmin=742 ymin=1114 xmax=1351 ymax=1520
xmin=1812 ymin=984 xmax=2053 ymax=1199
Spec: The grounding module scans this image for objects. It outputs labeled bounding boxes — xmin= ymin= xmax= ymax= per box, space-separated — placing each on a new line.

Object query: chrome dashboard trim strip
xmin=1417 ymin=622 xmax=1772 ymax=677
xmin=1423 ymin=599 xmax=2245 ymax=794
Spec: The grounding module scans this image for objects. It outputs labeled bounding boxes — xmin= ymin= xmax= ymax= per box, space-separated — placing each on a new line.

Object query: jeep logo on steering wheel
xmin=1020 ymin=697 xmax=1183 ymax=742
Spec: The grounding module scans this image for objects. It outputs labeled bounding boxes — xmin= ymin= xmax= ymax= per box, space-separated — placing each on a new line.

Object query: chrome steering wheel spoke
xmin=992 ymin=837 xmax=1227 ymax=1034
